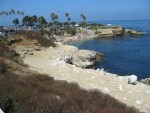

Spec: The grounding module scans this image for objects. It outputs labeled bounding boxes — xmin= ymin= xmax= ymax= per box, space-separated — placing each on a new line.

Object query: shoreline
xmin=15 ymin=42 xmax=150 ymax=113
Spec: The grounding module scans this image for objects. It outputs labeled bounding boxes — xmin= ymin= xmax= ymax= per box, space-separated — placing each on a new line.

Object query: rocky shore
xmin=5 ymin=27 xmax=148 ymax=112
xmin=14 ymin=42 xmax=150 ymax=113
xmin=61 ymin=26 xmax=144 ymax=43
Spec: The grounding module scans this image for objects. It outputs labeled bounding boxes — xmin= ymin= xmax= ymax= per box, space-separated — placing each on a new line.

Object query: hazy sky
xmin=0 ymin=0 xmax=150 ymax=23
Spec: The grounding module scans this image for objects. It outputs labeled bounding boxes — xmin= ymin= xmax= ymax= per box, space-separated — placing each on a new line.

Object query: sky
xmin=0 ymin=0 xmax=150 ymax=24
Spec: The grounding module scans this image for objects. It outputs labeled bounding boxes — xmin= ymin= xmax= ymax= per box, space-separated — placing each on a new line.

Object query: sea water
xmin=70 ymin=20 xmax=150 ymax=79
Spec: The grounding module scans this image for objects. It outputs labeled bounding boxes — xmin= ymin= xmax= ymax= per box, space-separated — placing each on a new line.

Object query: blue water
xmin=69 ymin=20 xmax=150 ymax=79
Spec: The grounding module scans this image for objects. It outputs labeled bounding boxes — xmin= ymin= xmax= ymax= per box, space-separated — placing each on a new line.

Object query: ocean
xmin=69 ymin=20 xmax=150 ymax=79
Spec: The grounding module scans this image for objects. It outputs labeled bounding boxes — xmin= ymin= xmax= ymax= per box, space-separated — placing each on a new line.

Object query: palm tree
xmin=80 ymin=14 xmax=86 ymax=23
xmin=50 ymin=13 xmax=58 ymax=33
xmin=17 ymin=11 xmax=21 ymax=23
xmin=65 ymin=12 xmax=71 ymax=25
xmin=51 ymin=13 xmax=58 ymax=26
xmin=2 ymin=11 xmax=7 ymax=27
xmin=0 ymin=12 xmax=4 ymax=26
xmin=21 ymin=11 xmax=25 ymax=25
xmin=6 ymin=12 xmax=10 ymax=27
xmin=80 ymin=13 xmax=87 ymax=32
xmin=9 ymin=11 xmax=13 ymax=27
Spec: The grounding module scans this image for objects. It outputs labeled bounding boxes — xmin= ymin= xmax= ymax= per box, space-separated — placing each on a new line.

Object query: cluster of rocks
xmin=140 ymin=78 xmax=150 ymax=85
xmin=15 ymin=46 xmax=42 ymax=58
xmin=96 ymin=26 xmax=144 ymax=38
xmin=58 ymin=50 xmax=103 ymax=68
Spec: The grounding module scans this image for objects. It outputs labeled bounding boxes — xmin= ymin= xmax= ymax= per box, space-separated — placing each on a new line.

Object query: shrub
xmin=0 ymin=61 xmax=7 ymax=73
xmin=0 ymin=41 xmax=19 ymax=62
xmin=67 ymin=28 xmax=76 ymax=36
xmin=24 ymin=31 xmax=56 ymax=47
xmin=0 ymin=68 xmax=140 ymax=113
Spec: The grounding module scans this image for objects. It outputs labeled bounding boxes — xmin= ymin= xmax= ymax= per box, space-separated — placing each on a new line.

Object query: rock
xmin=100 ymin=28 xmax=114 ymax=38
xmin=113 ymin=26 xmax=125 ymax=36
xmin=34 ymin=46 xmax=41 ymax=51
xmin=128 ymin=75 xmax=137 ymax=84
xmin=29 ymin=52 xmax=33 ymax=55
xmin=140 ymin=78 xmax=150 ymax=85
xmin=64 ymin=55 xmax=73 ymax=64
xmin=0 ymin=108 xmax=4 ymax=113
xmin=124 ymin=29 xmax=144 ymax=36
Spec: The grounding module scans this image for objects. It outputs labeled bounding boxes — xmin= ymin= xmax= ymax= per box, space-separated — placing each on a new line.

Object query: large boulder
xmin=128 ymin=75 xmax=137 ymax=84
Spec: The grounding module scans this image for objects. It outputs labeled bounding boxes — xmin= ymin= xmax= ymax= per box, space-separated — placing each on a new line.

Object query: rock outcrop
xmin=124 ymin=29 xmax=145 ymax=36
xmin=96 ymin=26 xmax=144 ymax=38
xmin=15 ymin=43 xmax=103 ymax=68
xmin=56 ymin=43 xmax=103 ymax=68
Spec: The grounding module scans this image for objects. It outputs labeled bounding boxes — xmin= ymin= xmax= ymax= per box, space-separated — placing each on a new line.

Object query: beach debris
xmin=128 ymin=75 xmax=137 ymax=85
xmin=0 ymin=108 xmax=4 ymax=113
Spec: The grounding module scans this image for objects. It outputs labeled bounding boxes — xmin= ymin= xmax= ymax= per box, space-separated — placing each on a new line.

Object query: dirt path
xmin=22 ymin=44 xmax=150 ymax=113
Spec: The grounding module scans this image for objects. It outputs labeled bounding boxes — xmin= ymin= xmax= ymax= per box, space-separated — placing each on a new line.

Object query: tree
xmin=13 ymin=18 xmax=19 ymax=26
xmin=65 ymin=12 xmax=71 ymax=26
xmin=22 ymin=15 xmax=30 ymax=26
xmin=31 ymin=15 xmax=38 ymax=26
xmin=80 ymin=14 xmax=86 ymax=24
xmin=80 ymin=13 xmax=87 ymax=32
xmin=50 ymin=13 xmax=58 ymax=26
xmin=50 ymin=13 xmax=58 ymax=33
xmin=0 ymin=12 xmax=4 ymax=26
xmin=2 ymin=11 xmax=7 ymax=27
xmin=9 ymin=11 xmax=13 ymax=27
xmin=17 ymin=11 xmax=21 ymax=24
xmin=39 ymin=16 xmax=47 ymax=28
xmin=21 ymin=11 xmax=25 ymax=25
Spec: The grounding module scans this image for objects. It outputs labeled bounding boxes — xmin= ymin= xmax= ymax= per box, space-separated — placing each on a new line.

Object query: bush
xmin=67 ymin=28 xmax=76 ymax=36
xmin=0 ymin=61 xmax=7 ymax=73
xmin=24 ymin=31 xmax=56 ymax=47
xmin=0 ymin=68 xmax=140 ymax=113
xmin=0 ymin=41 xmax=19 ymax=62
